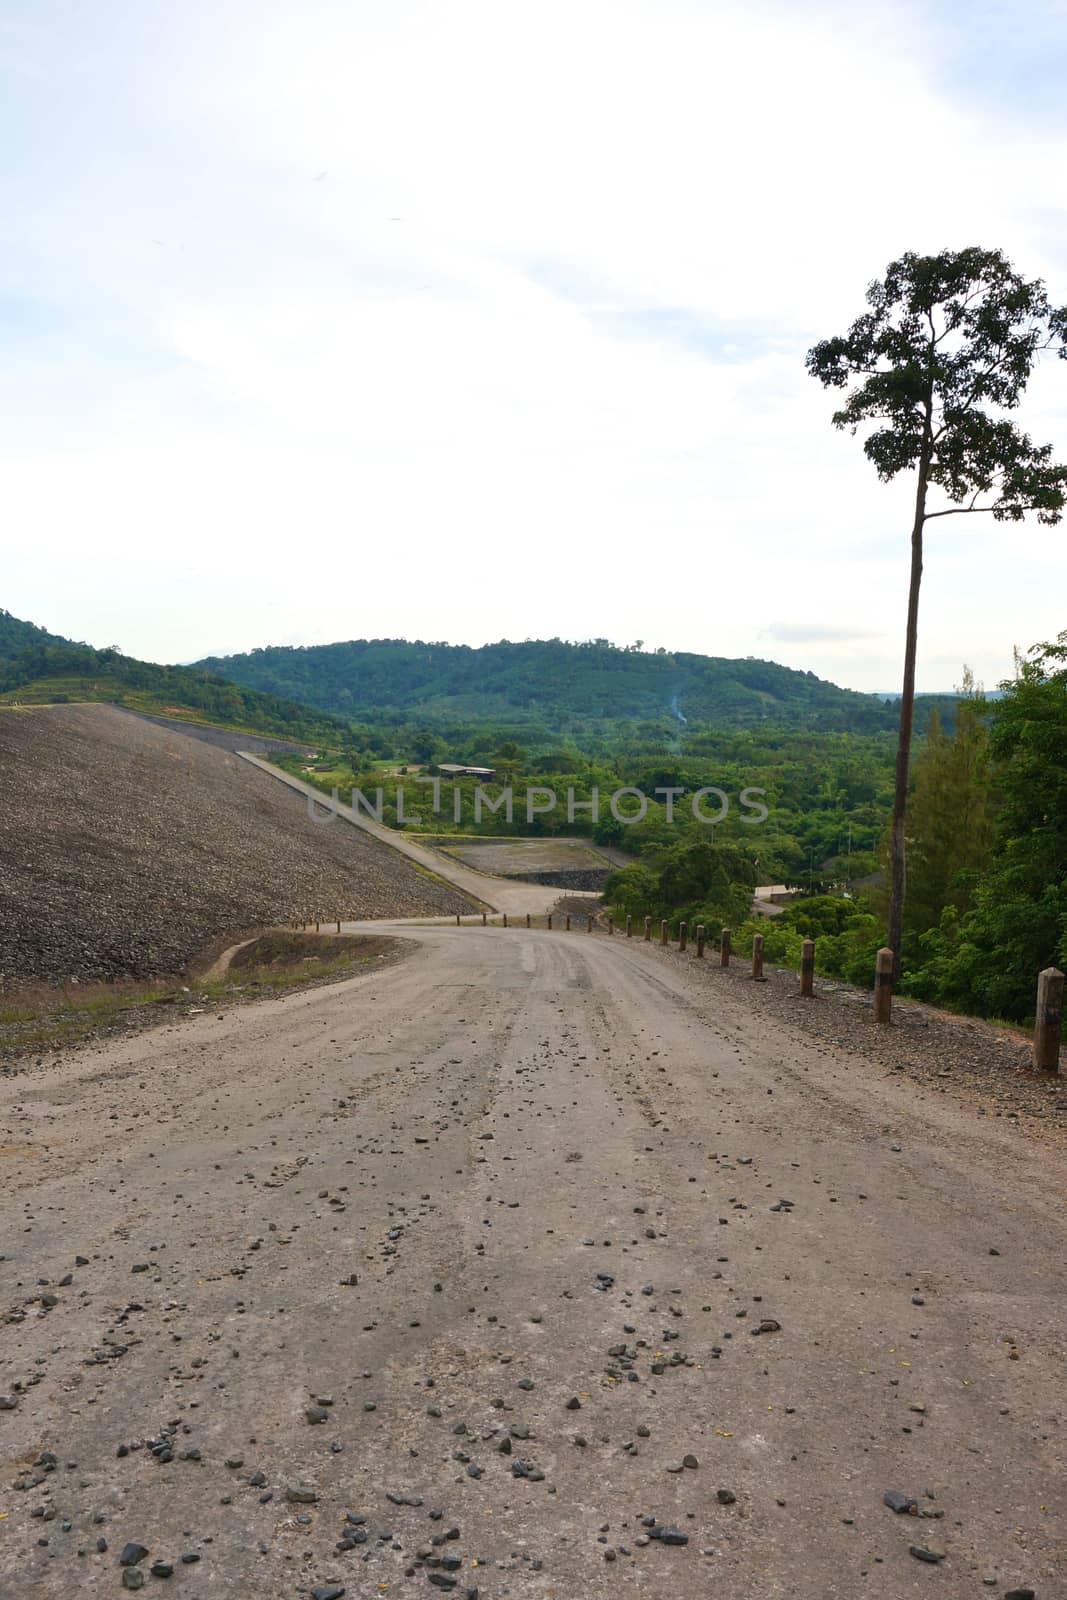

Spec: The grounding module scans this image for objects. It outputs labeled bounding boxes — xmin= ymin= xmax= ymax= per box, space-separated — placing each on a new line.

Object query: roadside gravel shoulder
xmin=651 ymin=938 xmax=1067 ymax=1150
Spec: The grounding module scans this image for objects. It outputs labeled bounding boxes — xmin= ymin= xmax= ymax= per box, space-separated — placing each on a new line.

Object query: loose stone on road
xmin=0 ymin=924 xmax=1062 ymax=1596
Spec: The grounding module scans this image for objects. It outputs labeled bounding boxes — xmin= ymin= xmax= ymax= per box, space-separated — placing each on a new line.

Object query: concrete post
xmin=482 ymin=911 xmax=487 ymax=927
xmin=626 ymin=915 xmax=633 ymax=938
xmin=660 ymin=919 xmax=668 ymax=946
xmin=336 ymin=919 xmax=341 ymax=934
xmin=547 ymin=913 xmax=553 ymax=930
xmin=720 ymin=927 xmax=731 ymax=968
xmin=752 ymin=932 xmax=764 ymax=980
xmin=315 ymin=921 xmax=320 ymax=933
xmin=678 ymin=921 xmax=687 ymax=953
xmin=503 ymin=913 xmax=508 ymax=928
xmin=800 ymin=938 xmax=815 ymax=997
xmin=607 ymin=916 xmax=613 ymax=935
xmin=644 ymin=916 xmax=651 ymax=942
xmin=1034 ymin=966 xmax=1064 ymax=1071
xmin=873 ymin=946 xmax=894 ymax=1024
xmin=588 ymin=915 xmax=593 ymax=931
xmin=526 ymin=912 xmax=531 ymax=929
xmin=456 ymin=913 xmax=460 ymax=926
xmin=696 ymin=924 xmax=705 ymax=958
xmin=565 ymin=914 xmax=571 ymax=931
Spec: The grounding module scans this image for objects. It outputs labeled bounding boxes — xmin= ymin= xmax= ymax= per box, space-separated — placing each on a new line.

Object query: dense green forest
xmin=278 ymin=720 xmax=892 ymax=888
xmin=198 ymin=635 xmax=958 ymax=740
xmin=0 ymin=612 xmax=352 ymax=745
xmin=600 ymin=639 xmax=1067 ymax=1025
xmin=0 ymin=609 xmax=80 ymax=658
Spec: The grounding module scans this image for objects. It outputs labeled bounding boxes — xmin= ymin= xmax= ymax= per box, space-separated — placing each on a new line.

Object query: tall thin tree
xmin=807 ymin=249 xmax=1067 ymax=973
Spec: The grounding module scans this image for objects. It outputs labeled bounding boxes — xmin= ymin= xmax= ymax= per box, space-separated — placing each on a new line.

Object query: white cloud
xmin=1 ymin=0 xmax=1065 ymax=690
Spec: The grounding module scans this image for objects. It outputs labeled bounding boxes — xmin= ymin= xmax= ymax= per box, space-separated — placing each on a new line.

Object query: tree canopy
xmin=807 ymin=247 xmax=1067 ymax=522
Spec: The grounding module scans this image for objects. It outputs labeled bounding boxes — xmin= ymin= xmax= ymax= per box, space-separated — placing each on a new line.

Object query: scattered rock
xmin=648 ymin=1525 xmax=688 ymax=1545
xmin=884 ymin=1490 xmax=918 ymax=1514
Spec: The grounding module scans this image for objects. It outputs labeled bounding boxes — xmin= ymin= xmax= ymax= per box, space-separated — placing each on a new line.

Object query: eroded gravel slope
xmin=0 ymin=706 xmax=474 ymax=988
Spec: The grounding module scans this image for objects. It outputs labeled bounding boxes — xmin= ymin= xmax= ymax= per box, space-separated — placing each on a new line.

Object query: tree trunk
xmin=887 ymin=445 xmax=931 ymax=978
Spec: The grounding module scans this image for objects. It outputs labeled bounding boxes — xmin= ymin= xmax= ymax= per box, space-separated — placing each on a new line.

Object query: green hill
xmin=0 ymin=608 xmax=80 ymax=659
xmin=197 ymin=636 xmax=949 ymax=736
xmin=0 ymin=611 xmax=350 ymax=746
xmin=2 ymin=612 xmax=959 ymax=750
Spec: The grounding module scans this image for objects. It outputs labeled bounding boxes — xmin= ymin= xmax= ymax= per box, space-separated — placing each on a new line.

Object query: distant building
xmin=438 ymin=763 xmax=497 ymax=780
xmin=752 ymin=884 xmax=803 ymax=917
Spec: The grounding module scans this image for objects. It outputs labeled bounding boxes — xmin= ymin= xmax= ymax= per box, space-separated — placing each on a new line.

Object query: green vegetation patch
xmin=0 ymin=611 xmax=351 ymax=746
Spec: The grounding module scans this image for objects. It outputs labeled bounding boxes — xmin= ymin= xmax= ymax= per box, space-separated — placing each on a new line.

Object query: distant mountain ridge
xmin=2 ymin=612 xmax=963 ymax=741
xmin=197 ymin=636 xmax=957 ymax=734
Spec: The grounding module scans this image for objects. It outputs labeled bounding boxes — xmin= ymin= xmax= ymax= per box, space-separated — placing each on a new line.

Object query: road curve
xmin=237 ymin=753 xmax=595 ymax=917
xmin=1 ymin=926 xmax=1063 ymax=1597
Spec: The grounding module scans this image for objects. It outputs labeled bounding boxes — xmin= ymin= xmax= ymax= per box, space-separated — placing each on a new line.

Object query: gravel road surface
xmin=1 ymin=925 xmax=1062 ymax=1598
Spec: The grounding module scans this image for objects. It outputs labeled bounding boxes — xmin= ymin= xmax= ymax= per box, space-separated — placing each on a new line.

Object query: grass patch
xmin=0 ymin=934 xmax=407 ymax=1060
xmin=229 ymin=931 xmax=396 ymax=976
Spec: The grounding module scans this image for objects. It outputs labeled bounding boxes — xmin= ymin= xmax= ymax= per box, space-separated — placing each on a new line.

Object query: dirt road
xmin=2 ymin=926 xmax=1063 ymax=1597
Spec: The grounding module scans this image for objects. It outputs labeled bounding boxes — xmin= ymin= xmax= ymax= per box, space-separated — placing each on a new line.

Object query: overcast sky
xmin=2 ymin=0 xmax=1065 ymax=692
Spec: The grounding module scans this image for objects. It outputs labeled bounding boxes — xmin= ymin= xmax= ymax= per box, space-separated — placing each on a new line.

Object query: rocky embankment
xmin=0 ymin=706 xmax=474 ymax=988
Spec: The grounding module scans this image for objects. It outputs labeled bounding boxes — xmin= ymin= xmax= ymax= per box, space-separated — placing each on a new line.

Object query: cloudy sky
xmin=2 ymin=0 xmax=1065 ymax=692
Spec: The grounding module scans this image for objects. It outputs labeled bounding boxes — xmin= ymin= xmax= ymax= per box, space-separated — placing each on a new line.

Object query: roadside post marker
xmin=800 ymin=938 xmax=815 ymax=997
xmin=874 ymin=946 xmax=894 ymax=1023
xmin=1034 ymin=966 xmax=1064 ymax=1071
